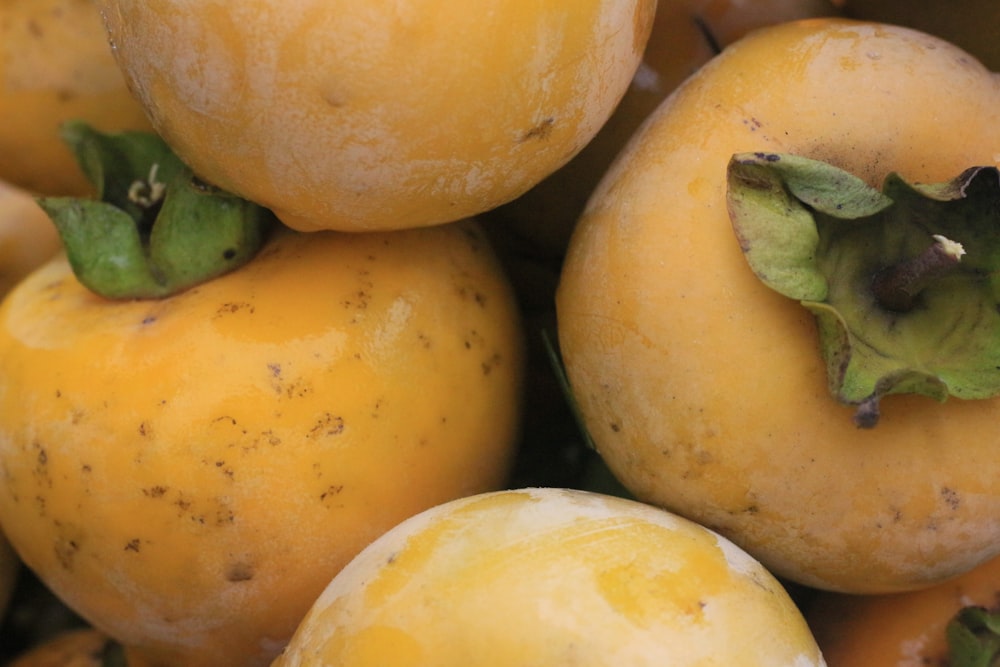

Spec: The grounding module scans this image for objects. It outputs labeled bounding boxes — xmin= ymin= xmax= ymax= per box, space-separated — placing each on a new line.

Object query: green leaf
xmin=38 ymin=121 xmax=273 ymax=300
xmin=727 ymin=152 xmax=1000 ymax=427
xmin=947 ymin=606 xmax=1000 ymax=667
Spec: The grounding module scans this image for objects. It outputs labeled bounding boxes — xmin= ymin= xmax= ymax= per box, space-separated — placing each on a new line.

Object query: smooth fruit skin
xmin=556 ymin=19 xmax=1000 ymax=594
xmin=0 ymin=179 xmax=62 ymax=297
xmin=806 ymin=554 xmax=1000 ymax=665
xmin=0 ymin=221 xmax=524 ymax=667
xmin=0 ymin=0 xmax=153 ymax=196
xmin=271 ymin=488 xmax=827 ymax=667
xmin=95 ymin=0 xmax=656 ymax=232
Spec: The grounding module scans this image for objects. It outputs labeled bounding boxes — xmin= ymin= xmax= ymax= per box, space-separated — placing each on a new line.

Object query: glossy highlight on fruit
xmin=0 ymin=220 xmax=525 ymax=667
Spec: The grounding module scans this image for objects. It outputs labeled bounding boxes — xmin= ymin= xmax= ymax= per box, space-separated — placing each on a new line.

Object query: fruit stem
xmin=37 ymin=120 xmax=272 ymax=300
xmin=871 ymin=234 xmax=965 ymax=312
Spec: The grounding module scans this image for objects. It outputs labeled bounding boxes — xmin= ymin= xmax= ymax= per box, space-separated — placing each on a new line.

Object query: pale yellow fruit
xmin=272 ymin=488 xmax=827 ymax=667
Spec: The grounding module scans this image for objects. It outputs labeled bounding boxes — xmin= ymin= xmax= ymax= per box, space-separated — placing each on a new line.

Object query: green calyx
xmin=38 ymin=120 xmax=272 ymax=300
xmin=727 ymin=152 xmax=1000 ymax=428
xmin=947 ymin=606 xmax=1000 ymax=667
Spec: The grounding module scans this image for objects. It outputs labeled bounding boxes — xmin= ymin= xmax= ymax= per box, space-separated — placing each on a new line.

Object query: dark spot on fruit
xmin=521 ymin=117 xmax=555 ymax=142
xmin=223 ymin=248 xmax=237 ymax=260
xmin=941 ymin=487 xmax=960 ymax=511
xmin=55 ymin=539 xmax=79 ymax=571
xmin=124 ymin=539 xmax=141 ymax=552
xmin=226 ymin=562 xmax=254 ymax=582
xmin=320 ymin=485 xmax=344 ymax=501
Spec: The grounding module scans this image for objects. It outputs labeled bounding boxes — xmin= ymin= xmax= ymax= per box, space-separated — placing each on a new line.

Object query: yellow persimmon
xmin=556 ymin=19 xmax=1000 ymax=594
xmin=0 ymin=220 xmax=525 ymax=667
xmin=95 ymin=0 xmax=656 ymax=232
xmin=272 ymin=488 xmax=826 ymax=666
xmin=807 ymin=554 xmax=1000 ymax=665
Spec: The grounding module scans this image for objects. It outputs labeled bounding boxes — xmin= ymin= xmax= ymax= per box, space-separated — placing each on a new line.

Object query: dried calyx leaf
xmin=37 ymin=120 xmax=273 ymax=300
xmin=727 ymin=152 xmax=1000 ymax=428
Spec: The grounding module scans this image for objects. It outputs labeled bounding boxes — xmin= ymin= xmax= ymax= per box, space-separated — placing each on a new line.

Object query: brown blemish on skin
xmin=320 ymin=485 xmax=344 ymax=502
xmin=124 ymin=539 xmax=141 ymax=552
xmin=520 ymin=117 xmax=555 ymax=142
xmin=481 ymin=352 xmax=502 ymax=375
xmin=54 ymin=538 xmax=79 ymax=571
xmin=308 ymin=413 xmax=345 ymax=439
xmin=214 ymin=301 xmax=255 ymax=318
xmin=941 ymin=487 xmax=960 ymax=511
xmin=226 ymin=562 xmax=255 ymax=582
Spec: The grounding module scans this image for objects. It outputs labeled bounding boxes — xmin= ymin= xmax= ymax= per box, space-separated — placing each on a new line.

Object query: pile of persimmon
xmin=4 ymin=0 xmax=1000 ymax=666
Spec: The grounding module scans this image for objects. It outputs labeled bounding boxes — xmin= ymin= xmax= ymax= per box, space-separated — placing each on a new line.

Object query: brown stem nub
xmin=871 ymin=235 xmax=965 ymax=312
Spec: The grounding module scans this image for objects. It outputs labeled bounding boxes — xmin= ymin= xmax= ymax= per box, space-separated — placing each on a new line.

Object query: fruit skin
xmin=556 ymin=19 xmax=1000 ymax=594
xmin=840 ymin=0 xmax=1000 ymax=71
xmin=806 ymin=554 xmax=1000 ymax=666
xmin=488 ymin=0 xmax=841 ymax=258
xmin=95 ymin=0 xmax=656 ymax=233
xmin=0 ymin=0 xmax=153 ymax=196
xmin=271 ymin=487 xmax=827 ymax=667
xmin=0 ymin=220 xmax=525 ymax=667
xmin=0 ymin=180 xmax=62 ymax=298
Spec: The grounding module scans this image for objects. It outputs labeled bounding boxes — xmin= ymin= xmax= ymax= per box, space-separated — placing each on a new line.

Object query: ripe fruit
xmin=273 ymin=488 xmax=826 ymax=666
xmin=556 ymin=18 xmax=1000 ymax=593
xmin=96 ymin=0 xmax=656 ymax=232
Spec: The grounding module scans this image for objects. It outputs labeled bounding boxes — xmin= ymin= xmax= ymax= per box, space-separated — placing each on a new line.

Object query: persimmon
xmin=95 ymin=0 xmax=656 ymax=232
xmin=0 ymin=129 xmax=525 ymax=667
xmin=807 ymin=554 xmax=1000 ymax=665
xmin=272 ymin=488 xmax=826 ymax=666
xmin=556 ymin=18 xmax=1000 ymax=593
